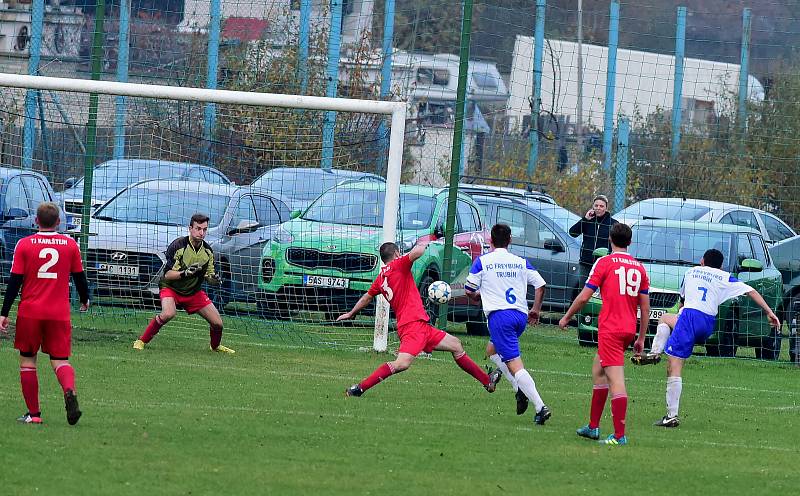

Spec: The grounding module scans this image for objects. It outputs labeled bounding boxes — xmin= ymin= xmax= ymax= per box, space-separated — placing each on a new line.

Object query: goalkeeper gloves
xmin=206 ymin=273 xmax=222 ymax=286
xmin=180 ymin=263 xmax=202 ymax=279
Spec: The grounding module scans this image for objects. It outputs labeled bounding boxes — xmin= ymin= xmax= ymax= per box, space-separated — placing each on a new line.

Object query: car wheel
xmin=707 ymin=312 xmax=738 ymax=357
xmin=755 ymin=330 xmax=782 ymax=361
xmin=577 ymin=329 xmax=597 ymax=347
xmin=417 ymin=272 xmax=439 ymax=323
xmin=786 ymin=297 xmax=800 ymax=363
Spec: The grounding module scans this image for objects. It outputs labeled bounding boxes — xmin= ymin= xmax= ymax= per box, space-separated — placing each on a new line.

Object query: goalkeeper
xmin=134 ymin=214 xmax=234 ymax=353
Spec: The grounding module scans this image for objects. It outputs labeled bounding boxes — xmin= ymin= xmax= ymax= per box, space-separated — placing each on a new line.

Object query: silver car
xmin=81 ymin=180 xmax=289 ymax=308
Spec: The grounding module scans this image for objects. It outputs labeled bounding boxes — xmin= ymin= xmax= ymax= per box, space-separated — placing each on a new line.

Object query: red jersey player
xmin=0 ymin=202 xmax=90 ymax=425
xmin=337 ymin=239 xmax=501 ymax=397
xmin=559 ymin=223 xmax=650 ymax=445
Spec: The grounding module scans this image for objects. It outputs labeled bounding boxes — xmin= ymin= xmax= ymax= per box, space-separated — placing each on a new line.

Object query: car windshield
xmin=303 ymin=189 xmax=435 ymax=229
xmin=617 ymin=200 xmax=711 ymax=221
xmin=94 ymin=188 xmax=230 ymax=227
xmin=253 ymin=169 xmax=372 ymax=201
xmin=629 ymin=226 xmax=733 ymax=270
xmin=74 ymin=164 xmax=185 ymax=190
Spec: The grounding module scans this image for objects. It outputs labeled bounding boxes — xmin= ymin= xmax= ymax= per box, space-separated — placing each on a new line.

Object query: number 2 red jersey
xmin=368 ymin=255 xmax=429 ymax=328
xmin=585 ymin=252 xmax=649 ymax=334
xmin=10 ymin=232 xmax=83 ymax=321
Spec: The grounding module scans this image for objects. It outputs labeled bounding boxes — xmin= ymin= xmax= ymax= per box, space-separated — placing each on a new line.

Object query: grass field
xmin=0 ymin=311 xmax=798 ymax=495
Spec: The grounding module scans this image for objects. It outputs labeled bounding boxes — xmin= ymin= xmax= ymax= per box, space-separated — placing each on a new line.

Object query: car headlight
xmin=272 ymin=226 xmax=294 ymax=244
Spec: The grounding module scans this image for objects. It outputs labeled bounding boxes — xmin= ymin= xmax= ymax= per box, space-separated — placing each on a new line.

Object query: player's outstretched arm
xmin=634 ymin=293 xmax=650 ymax=355
xmin=337 ymin=293 xmax=375 ymax=321
xmin=559 ymin=287 xmax=594 ymax=329
xmin=407 ymin=238 xmax=431 ymax=262
xmin=747 ymin=290 xmax=781 ymax=329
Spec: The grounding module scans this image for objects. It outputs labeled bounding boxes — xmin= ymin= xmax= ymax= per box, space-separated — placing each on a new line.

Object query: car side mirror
xmin=227 ymin=220 xmax=260 ymax=236
xmin=290 ymin=209 xmax=302 ymax=220
xmin=433 ymin=226 xmax=445 ymax=239
xmin=592 ymin=247 xmax=609 ymax=258
xmin=4 ymin=207 xmax=28 ymax=220
xmin=63 ymin=177 xmax=76 ymax=190
xmin=543 ymin=238 xmax=564 ymax=253
xmin=739 ymin=258 xmax=764 ymax=272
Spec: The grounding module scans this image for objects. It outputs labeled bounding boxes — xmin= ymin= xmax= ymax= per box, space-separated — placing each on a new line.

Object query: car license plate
xmin=68 ymin=215 xmax=81 ymax=227
xmin=303 ymin=275 xmax=348 ymax=289
xmin=97 ymin=263 xmax=139 ymax=276
xmin=637 ymin=308 xmax=666 ymax=321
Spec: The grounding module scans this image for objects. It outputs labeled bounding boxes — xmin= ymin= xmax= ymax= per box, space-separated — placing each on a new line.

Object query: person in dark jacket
xmin=569 ymin=195 xmax=618 ymax=266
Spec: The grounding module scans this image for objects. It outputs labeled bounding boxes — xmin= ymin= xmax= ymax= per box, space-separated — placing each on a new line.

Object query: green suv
xmin=257 ymin=182 xmax=489 ymax=333
xmin=577 ymin=220 xmax=783 ymax=359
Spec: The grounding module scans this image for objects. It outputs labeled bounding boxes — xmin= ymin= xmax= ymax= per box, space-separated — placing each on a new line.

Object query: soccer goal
xmin=0 ymin=73 xmax=403 ymax=352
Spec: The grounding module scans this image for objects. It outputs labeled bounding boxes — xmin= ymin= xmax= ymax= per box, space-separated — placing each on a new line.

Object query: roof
xmin=130 ymin=179 xmax=244 ymax=197
xmin=629 ymin=197 xmax=757 ymax=212
xmin=636 ymin=219 xmax=762 ymax=235
xmin=256 ymin=167 xmax=383 ymax=180
xmin=0 ymin=167 xmax=48 ymax=180
xmin=458 ymin=183 xmax=556 ymax=205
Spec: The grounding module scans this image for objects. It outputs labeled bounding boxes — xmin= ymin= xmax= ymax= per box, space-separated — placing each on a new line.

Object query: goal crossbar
xmin=0 ymin=73 xmax=404 ymax=352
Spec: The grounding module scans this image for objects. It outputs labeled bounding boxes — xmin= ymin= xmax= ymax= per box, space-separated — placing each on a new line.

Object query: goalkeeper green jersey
xmin=160 ymin=236 xmax=217 ymax=296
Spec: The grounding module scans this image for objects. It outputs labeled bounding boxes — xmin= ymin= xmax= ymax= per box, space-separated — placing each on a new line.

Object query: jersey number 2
xmin=38 ymin=248 xmax=59 ymax=279
xmin=613 ymin=266 xmax=641 ymax=296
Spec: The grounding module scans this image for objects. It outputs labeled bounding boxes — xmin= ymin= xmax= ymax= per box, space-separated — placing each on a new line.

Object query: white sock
xmin=490 ymin=354 xmax=517 ymax=392
xmin=651 ymin=323 xmax=671 ymax=355
xmin=666 ymin=376 xmax=682 ymax=418
xmin=514 ymin=369 xmax=545 ymax=412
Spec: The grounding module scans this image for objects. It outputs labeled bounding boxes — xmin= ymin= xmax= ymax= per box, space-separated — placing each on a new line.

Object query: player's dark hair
xmin=609 ymin=222 xmax=632 ymax=248
xmin=190 ymin=213 xmax=210 ymax=226
xmin=702 ymin=248 xmax=724 ymax=269
xmin=36 ymin=202 xmax=60 ymax=229
xmin=379 ymin=242 xmax=400 ymax=263
xmin=491 ymin=223 xmax=512 ymax=248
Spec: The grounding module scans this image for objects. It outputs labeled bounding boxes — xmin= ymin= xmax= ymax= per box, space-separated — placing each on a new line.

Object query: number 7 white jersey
xmin=680 ymin=266 xmax=752 ymax=317
xmin=465 ymin=247 xmax=546 ymax=316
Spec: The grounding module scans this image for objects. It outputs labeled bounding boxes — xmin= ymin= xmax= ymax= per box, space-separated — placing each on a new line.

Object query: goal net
xmin=0 ymin=73 xmax=404 ymax=352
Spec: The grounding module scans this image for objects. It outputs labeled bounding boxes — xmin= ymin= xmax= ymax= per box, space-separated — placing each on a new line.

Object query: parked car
xmin=615 ymin=198 xmax=796 ymax=245
xmin=577 ymin=220 xmax=783 ymax=359
xmin=460 ymin=184 xmax=586 ymax=311
xmin=60 ymin=159 xmax=231 ymax=222
xmin=257 ymin=182 xmax=489 ymax=333
xmin=251 ymin=167 xmax=384 ymax=211
xmin=0 ymin=167 xmax=68 ymax=281
xmin=81 ymin=180 xmax=288 ymax=308
xmin=764 ymin=234 xmax=800 ymax=362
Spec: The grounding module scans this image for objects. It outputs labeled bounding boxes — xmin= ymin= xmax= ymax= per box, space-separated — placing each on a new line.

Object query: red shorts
xmin=598 ymin=332 xmax=635 ymax=367
xmin=14 ymin=316 xmax=72 ymax=357
xmin=160 ymin=288 xmax=212 ymax=314
xmin=397 ymin=321 xmax=447 ymax=356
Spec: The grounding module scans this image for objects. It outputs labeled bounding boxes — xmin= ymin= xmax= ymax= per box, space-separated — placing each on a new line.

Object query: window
xmin=253 ymin=195 xmax=281 ymax=226
xmin=21 ymin=175 xmax=49 ymax=209
xmin=760 ymin=214 xmax=794 ymax=243
xmin=186 ymin=167 xmax=205 ymax=181
xmin=471 ymin=72 xmax=499 ymax=91
xmin=203 ymin=169 xmax=229 ymax=185
xmin=720 ymin=210 xmax=758 ymax=230
xmin=231 ymin=196 xmax=257 ymax=230
xmin=456 ymin=201 xmax=478 ymax=233
xmin=416 ymin=68 xmax=450 ymax=86
xmin=750 ymin=235 xmax=769 ymax=265
xmin=496 ymin=207 xmax=553 ymax=249
xmin=736 ymin=235 xmax=754 ymax=265
xmin=3 ymin=177 xmax=28 ymax=215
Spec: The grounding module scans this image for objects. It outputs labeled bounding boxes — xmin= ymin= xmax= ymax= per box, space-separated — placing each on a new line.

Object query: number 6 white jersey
xmin=465 ymin=247 xmax=546 ymax=316
xmin=680 ymin=266 xmax=752 ymax=317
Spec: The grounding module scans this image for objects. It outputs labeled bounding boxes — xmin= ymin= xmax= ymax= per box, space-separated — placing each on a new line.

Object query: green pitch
xmin=0 ymin=315 xmax=797 ymax=495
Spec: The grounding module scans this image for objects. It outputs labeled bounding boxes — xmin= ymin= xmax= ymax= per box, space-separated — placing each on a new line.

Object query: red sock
xmin=20 ymin=367 xmax=40 ymax=415
xmin=611 ymin=393 xmax=628 ymax=439
xmin=359 ymin=363 xmax=396 ymax=391
xmin=454 ymin=352 xmax=490 ymax=386
xmin=55 ymin=363 xmax=76 ymax=394
xmin=589 ymin=384 xmax=610 ymax=429
xmin=210 ymin=324 xmax=223 ymax=349
xmin=140 ymin=315 xmax=165 ymax=343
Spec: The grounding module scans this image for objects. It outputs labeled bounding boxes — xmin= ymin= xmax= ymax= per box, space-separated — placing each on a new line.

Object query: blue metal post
xmin=321 ymin=0 xmax=343 ymax=171
xmin=375 ymin=0 xmax=396 ymax=174
xmin=202 ymin=0 xmax=222 ymax=164
xmin=22 ymin=0 xmax=45 ymax=170
xmin=614 ymin=118 xmax=630 ymax=211
xmin=670 ymin=6 xmax=687 ymax=161
xmin=737 ymin=8 xmax=752 ymax=135
xmin=602 ymin=1 xmax=620 ymax=171
xmin=114 ymin=0 xmax=131 ymax=159
xmin=298 ymin=0 xmax=311 ymax=94
xmin=526 ymin=0 xmax=546 ymax=175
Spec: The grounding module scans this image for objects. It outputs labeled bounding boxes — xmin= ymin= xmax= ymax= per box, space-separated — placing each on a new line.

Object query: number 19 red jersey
xmin=368 ymin=255 xmax=430 ymax=328
xmin=10 ymin=232 xmax=84 ymax=321
xmin=585 ymin=252 xmax=649 ymax=335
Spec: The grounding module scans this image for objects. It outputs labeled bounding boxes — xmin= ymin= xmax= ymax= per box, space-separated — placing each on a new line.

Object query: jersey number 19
xmin=614 ymin=266 xmax=641 ymax=296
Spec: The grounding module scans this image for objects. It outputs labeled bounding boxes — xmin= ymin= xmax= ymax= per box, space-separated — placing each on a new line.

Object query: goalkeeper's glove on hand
xmin=206 ymin=273 xmax=222 ymax=286
xmin=181 ymin=262 xmax=202 ymax=278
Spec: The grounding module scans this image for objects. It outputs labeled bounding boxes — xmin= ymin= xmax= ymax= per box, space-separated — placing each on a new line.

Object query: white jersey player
xmin=632 ymin=248 xmax=780 ymax=428
xmin=465 ymin=223 xmax=551 ymax=424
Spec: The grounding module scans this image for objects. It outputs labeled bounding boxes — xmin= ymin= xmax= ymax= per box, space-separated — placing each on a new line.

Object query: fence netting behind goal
xmin=0 ymin=85 xmax=400 ymax=350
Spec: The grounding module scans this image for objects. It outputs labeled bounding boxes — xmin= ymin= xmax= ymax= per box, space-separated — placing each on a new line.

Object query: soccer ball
xmin=427 ymin=280 xmax=452 ymax=304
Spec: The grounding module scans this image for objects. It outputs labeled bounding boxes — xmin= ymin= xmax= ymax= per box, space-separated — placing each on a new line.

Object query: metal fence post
xmin=670 ymin=6 xmax=687 ymax=162
xmin=321 ymin=0 xmax=344 ymax=171
xmin=737 ymin=8 xmax=752 ymax=137
xmin=602 ymin=1 xmax=620 ymax=171
xmin=22 ymin=0 xmax=45 ymax=170
xmin=113 ymin=0 xmax=131 ymax=159
xmin=614 ymin=118 xmax=630 ymax=212
xmin=202 ymin=0 xmax=222 ymax=165
xmin=527 ymin=0 xmax=546 ymax=175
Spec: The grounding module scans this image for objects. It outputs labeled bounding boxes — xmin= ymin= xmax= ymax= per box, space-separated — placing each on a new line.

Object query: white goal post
xmin=0 ymin=73 xmax=403 ymax=352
